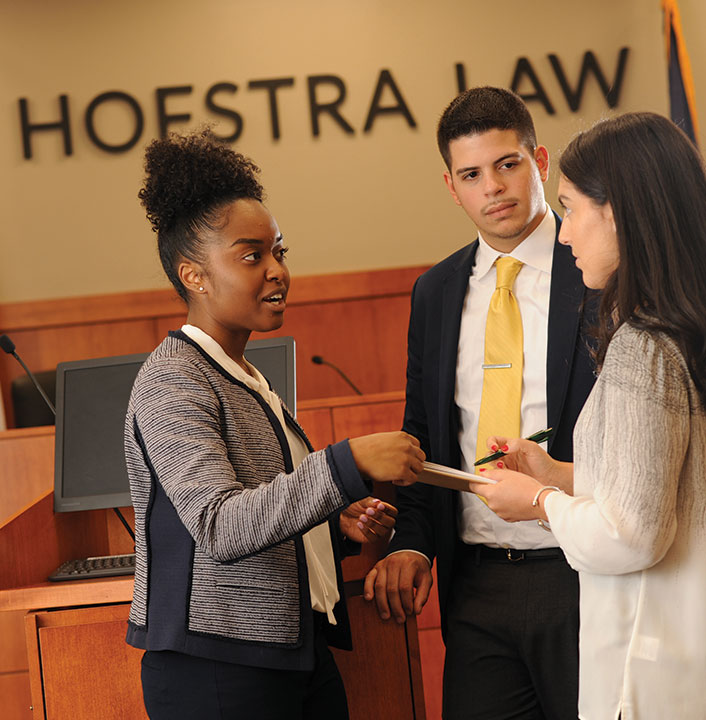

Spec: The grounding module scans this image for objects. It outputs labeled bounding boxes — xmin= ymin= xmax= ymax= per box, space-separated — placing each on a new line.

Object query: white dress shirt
xmin=182 ymin=324 xmax=340 ymax=623
xmin=456 ymin=206 xmax=558 ymax=549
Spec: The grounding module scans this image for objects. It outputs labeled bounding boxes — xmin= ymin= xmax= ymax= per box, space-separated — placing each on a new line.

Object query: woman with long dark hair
xmin=469 ymin=112 xmax=706 ymax=719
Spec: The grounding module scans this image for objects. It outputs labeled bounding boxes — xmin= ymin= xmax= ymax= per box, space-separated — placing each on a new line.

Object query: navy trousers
xmin=141 ymin=618 xmax=348 ymax=720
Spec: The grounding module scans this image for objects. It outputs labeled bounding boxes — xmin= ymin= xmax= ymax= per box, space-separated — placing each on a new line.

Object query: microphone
xmin=0 ymin=334 xmax=56 ymax=416
xmin=311 ymin=355 xmax=363 ymax=396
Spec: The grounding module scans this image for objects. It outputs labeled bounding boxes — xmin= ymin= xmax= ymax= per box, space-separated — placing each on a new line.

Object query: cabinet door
xmin=26 ymin=595 xmax=426 ymax=720
xmin=26 ymin=604 xmax=147 ymax=720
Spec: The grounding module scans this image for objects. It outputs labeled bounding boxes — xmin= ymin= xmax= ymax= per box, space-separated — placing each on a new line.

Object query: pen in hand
xmin=474 ymin=428 xmax=553 ymax=466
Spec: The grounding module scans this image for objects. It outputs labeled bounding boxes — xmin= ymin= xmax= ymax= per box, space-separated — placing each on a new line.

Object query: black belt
xmin=460 ymin=543 xmax=565 ymax=564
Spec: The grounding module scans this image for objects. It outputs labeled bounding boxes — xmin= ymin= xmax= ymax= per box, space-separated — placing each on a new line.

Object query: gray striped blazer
xmin=125 ymin=331 xmax=370 ymax=670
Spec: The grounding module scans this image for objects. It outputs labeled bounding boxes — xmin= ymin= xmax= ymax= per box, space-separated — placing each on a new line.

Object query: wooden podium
xmin=0 ymin=393 xmax=426 ymax=720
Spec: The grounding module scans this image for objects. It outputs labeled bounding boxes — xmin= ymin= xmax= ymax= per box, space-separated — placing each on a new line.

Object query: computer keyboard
xmin=48 ymin=553 xmax=136 ymax=582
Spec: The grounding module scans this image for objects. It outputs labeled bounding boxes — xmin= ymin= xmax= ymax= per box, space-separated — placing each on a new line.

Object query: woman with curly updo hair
xmin=125 ymin=130 xmax=424 ymax=719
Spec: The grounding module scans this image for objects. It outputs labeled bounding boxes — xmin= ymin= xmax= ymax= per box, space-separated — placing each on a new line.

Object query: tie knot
xmin=495 ymin=256 xmax=523 ymax=290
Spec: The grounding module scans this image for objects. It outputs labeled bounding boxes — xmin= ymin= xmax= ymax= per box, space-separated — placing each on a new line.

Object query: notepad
xmin=417 ymin=461 xmax=497 ymax=493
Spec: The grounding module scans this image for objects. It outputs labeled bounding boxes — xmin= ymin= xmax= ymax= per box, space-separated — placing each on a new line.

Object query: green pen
xmin=474 ymin=428 xmax=553 ymax=466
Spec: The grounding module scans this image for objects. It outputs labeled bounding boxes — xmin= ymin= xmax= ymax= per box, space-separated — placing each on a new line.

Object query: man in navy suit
xmin=364 ymin=87 xmax=596 ymax=719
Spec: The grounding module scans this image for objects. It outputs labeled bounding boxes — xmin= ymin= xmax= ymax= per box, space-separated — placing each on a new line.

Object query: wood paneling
xmin=333 ymin=593 xmax=426 ymax=720
xmin=0 ymin=609 xmax=32 ymax=720
xmin=296 ymin=407 xmax=335 ymax=450
xmin=288 ymin=266 xmax=427 ymax=306
xmin=0 ymin=492 xmax=112 ymax=591
xmin=0 ymin=290 xmax=184 ymax=333
xmin=0 ymin=672 xmax=32 ymax=720
xmin=106 ymin=507 xmax=137 ymax=555
xmin=417 ymin=564 xmax=441 ymax=630
xmin=4 ymin=321 xmax=158 ymax=373
xmin=298 ymin=393 xmax=406 ymax=581
xmin=298 ymin=391 xmax=404 ymax=413
xmin=316 ymin=394 xmax=442 ymax=720
xmin=0 ymin=609 xmax=29 ymax=672
xmin=0 ymin=427 xmax=54 ymax=522
xmin=0 ymin=266 xmax=426 ymax=333
xmin=0 ymin=425 xmax=137 ymax=719
xmin=0 ymin=265 xmax=427 ymax=425
xmin=331 ymin=393 xmax=405 ymax=575
xmin=418 ymin=628 xmax=445 ymax=720
xmin=0 ymin=320 xmax=159 ymax=428
xmin=154 ymin=313 xmax=187 ymax=340
xmin=257 ymin=294 xmax=411 ymax=399
xmin=155 ymin=295 xmax=411 ymax=400
xmin=298 ymin=392 xmax=405 ymax=450
xmin=330 ymin=397 xmax=405 ymax=439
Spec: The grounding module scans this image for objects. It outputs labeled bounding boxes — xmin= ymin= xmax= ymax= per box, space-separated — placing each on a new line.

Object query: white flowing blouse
xmin=545 ymin=324 xmax=706 ymax=720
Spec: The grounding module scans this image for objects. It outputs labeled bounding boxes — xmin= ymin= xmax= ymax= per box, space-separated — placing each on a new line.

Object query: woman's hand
xmin=340 ymin=497 xmax=398 ymax=544
xmin=348 ymin=431 xmax=425 ymax=486
xmin=469 ymin=468 xmax=546 ymax=522
xmin=482 ymin=435 xmax=572 ymax=492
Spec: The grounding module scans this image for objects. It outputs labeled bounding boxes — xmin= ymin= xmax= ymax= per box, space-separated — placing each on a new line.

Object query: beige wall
xmin=1 ymin=0 xmax=700 ymax=304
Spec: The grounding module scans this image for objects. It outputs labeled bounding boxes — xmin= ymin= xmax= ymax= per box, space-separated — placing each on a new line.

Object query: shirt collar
xmin=180 ymin=325 xmax=296 ymax=452
xmin=180 ymin=324 xmax=269 ymax=395
xmin=474 ymin=204 xmax=556 ymax=281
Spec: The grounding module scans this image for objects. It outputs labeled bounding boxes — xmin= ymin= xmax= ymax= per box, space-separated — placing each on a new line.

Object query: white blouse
xmin=545 ymin=324 xmax=706 ymax=720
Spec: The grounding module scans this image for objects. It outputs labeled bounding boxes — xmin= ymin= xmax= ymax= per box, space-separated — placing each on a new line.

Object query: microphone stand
xmin=311 ymin=355 xmax=363 ymax=395
xmin=0 ymin=333 xmax=56 ymax=415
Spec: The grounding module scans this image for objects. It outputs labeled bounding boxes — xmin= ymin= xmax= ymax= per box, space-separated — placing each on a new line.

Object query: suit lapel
xmin=437 ymin=242 xmax=477 ymax=467
xmin=546 ymin=217 xmax=586 ymax=451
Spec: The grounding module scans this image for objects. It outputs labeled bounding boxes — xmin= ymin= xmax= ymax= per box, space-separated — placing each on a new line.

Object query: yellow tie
xmin=476 ymin=256 xmax=524 ymax=467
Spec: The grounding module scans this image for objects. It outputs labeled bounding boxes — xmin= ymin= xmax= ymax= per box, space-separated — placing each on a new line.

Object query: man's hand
xmin=363 ymin=551 xmax=433 ymax=623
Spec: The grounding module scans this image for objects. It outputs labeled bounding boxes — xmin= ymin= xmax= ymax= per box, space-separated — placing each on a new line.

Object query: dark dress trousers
xmin=389 ymin=216 xmax=597 ymax=719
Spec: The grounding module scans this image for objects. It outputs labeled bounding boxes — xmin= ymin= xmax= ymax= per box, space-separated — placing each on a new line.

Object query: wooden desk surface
xmin=0 ymin=575 xmax=133 ymax=612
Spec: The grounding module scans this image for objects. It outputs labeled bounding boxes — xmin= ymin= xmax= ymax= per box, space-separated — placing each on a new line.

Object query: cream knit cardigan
xmin=546 ymin=324 xmax=706 ymax=720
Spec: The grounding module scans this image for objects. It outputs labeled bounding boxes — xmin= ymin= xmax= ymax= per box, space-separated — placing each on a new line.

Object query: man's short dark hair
xmin=437 ymin=86 xmax=538 ymax=169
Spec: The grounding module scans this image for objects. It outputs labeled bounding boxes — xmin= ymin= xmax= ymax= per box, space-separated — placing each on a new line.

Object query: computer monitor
xmin=53 ymin=336 xmax=296 ymax=512
xmin=243 ymin=336 xmax=297 ymax=413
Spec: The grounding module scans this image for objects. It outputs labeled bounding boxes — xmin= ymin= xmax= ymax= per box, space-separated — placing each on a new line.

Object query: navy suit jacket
xmin=388 ymin=214 xmax=596 ymax=635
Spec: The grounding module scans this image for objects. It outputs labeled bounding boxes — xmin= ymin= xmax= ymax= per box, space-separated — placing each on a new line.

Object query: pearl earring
xmin=198 ymin=286 xmax=204 ymax=292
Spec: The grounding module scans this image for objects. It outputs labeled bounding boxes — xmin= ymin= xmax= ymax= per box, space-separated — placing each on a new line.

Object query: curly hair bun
xmin=138 ymin=129 xmax=263 ymax=234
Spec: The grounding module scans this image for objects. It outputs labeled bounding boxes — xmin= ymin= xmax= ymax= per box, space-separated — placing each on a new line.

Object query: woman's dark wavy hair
xmin=138 ymin=129 xmax=264 ymax=302
xmin=560 ymin=112 xmax=706 ymax=406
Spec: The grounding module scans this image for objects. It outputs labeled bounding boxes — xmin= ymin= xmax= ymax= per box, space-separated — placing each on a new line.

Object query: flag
xmin=662 ymin=0 xmax=699 ymax=144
